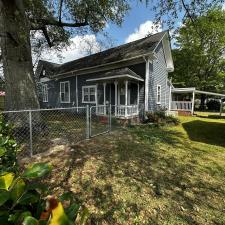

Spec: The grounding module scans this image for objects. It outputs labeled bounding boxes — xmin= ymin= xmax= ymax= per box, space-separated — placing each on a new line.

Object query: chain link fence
xmin=1 ymin=105 xmax=144 ymax=158
xmin=2 ymin=107 xmax=89 ymax=158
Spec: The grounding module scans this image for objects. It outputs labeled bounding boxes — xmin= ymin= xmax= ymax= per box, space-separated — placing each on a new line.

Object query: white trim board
xmin=86 ymin=74 xmax=144 ymax=82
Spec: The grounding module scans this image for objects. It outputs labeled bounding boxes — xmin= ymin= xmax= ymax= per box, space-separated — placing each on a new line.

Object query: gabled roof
xmin=36 ymin=30 xmax=174 ymax=78
xmin=86 ymin=68 xmax=144 ymax=82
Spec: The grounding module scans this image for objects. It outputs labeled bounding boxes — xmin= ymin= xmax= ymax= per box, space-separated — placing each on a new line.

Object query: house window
xmin=157 ymin=85 xmax=161 ymax=104
xmin=43 ymin=69 xmax=46 ymax=76
xmin=82 ymin=85 xmax=96 ymax=103
xmin=60 ymin=81 xmax=70 ymax=103
xmin=42 ymin=84 xmax=48 ymax=102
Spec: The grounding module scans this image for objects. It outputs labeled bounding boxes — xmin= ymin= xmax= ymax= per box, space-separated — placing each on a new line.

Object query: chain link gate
xmin=89 ymin=105 xmax=111 ymax=137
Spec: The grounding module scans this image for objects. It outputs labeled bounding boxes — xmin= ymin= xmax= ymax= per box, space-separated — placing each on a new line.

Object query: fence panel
xmin=2 ymin=107 xmax=87 ymax=157
xmin=90 ymin=105 xmax=110 ymax=137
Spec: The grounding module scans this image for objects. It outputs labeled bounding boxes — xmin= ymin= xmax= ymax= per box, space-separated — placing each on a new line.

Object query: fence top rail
xmin=171 ymin=101 xmax=192 ymax=103
xmin=2 ymin=106 xmax=86 ymax=114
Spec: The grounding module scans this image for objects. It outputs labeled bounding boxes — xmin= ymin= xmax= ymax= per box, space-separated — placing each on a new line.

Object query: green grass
xmin=23 ymin=114 xmax=225 ymax=225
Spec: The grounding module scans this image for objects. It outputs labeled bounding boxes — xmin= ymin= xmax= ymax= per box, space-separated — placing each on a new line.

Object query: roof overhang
xmin=154 ymin=31 xmax=174 ymax=72
xmin=86 ymin=74 xmax=144 ymax=82
xmin=50 ymin=52 xmax=155 ymax=79
xmin=172 ymin=87 xmax=225 ymax=97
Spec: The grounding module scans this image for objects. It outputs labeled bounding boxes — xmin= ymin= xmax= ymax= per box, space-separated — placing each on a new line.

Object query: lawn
xmin=21 ymin=115 xmax=225 ymax=225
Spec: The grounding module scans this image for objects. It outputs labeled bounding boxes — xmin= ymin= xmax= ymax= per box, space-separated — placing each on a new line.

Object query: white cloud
xmin=41 ymin=35 xmax=101 ymax=64
xmin=222 ymin=3 xmax=225 ymax=10
xmin=125 ymin=20 xmax=162 ymax=43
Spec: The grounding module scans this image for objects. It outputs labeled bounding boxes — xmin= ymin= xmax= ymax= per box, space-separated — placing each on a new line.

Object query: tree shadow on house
xmin=182 ymin=120 xmax=225 ymax=147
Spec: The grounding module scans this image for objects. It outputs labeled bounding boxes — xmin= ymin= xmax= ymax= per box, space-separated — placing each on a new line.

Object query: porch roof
xmin=86 ymin=68 xmax=144 ymax=82
xmin=172 ymin=88 xmax=225 ymax=98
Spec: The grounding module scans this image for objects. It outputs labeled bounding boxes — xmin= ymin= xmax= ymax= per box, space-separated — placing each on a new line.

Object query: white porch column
xmin=96 ymin=83 xmax=98 ymax=114
xmin=137 ymin=82 xmax=140 ymax=114
xmin=168 ymin=84 xmax=172 ymax=111
xmin=114 ymin=81 xmax=118 ymax=116
xmin=220 ymin=98 xmax=223 ymax=116
xmin=103 ymin=82 xmax=106 ymax=115
xmin=144 ymin=57 xmax=150 ymax=112
xmin=191 ymin=91 xmax=195 ymax=115
xmin=125 ymin=80 xmax=128 ymax=117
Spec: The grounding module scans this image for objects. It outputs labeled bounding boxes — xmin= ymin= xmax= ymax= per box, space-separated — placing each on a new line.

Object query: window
xmin=157 ymin=85 xmax=161 ymax=104
xmin=82 ymin=85 xmax=96 ymax=103
xmin=43 ymin=69 xmax=46 ymax=76
xmin=42 ymin=84 xmax=48 ymax=102
xmin=60 ymin=81 xmax=70 ymax=103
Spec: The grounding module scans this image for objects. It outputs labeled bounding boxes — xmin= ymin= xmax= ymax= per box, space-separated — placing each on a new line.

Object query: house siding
xmin=39 ymin=65 xmax=144 ymax=109
xmin=148 ymin=41 xmax=170 ymax=111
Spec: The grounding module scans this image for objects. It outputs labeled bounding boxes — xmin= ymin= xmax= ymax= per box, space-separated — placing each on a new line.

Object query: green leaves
xmin=0 ymin=172 xmax=15 ymax=190
xmin=22 ymin=216 xmax=39 ymax=225
xmin=23 ymin=163 xmax=52 ymax=178
xmin=0 ymin=191 xmax=10 ymax=206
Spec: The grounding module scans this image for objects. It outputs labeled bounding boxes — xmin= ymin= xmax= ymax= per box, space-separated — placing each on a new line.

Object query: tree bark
xmin=0 ymin=0 xmax=40 ymax=110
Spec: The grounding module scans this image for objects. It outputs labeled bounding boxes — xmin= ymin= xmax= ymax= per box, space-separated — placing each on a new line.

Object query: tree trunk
xmin=200 ymin=94 xmax=206 ymax=111
xmin=0 ymin=0 xmax=40 ymax=111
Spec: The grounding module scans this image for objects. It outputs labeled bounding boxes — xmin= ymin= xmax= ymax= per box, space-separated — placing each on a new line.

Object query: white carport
xmin=171 ymin=88 xmax=225 ymax=115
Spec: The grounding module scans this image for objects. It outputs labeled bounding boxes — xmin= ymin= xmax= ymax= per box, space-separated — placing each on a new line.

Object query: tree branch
xmin=58 ymin=0 xmax=63 ymax=23
xmin=30 ymin=18 xmax=88 ymax=30
xmin=41 ymin=27 xmax=53 ymax=47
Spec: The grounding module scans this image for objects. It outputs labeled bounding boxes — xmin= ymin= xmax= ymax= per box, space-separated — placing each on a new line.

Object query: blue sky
xmin=107 ymin=1 xmax=156 ymax=45
xmin=43 ymin=2 xmax=167 ymax=63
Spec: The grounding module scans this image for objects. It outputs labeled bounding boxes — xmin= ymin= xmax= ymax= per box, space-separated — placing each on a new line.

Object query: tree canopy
xmin=170 ymin=8 xmax=225 ymax=94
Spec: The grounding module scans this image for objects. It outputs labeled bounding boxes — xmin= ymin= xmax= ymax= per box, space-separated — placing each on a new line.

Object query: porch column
xmin=220 ymin=98 xmax=223 ymax=116
xmin=191 ymin=91 xmax=195 ymax=115
xmin=125 ymin=80 xmax=128 ymax=117
xmin=114 ymin=81 xmax=118 ymax=116
xmin=103 ymin=82 xmax=106 ymax=115
xmin=137 ymin=82 xmax=139 ymax=114
xmin=168 ymin=84 xmax=172 ymax=111
xmin=96 ymin=83 xmax=98 ymax=114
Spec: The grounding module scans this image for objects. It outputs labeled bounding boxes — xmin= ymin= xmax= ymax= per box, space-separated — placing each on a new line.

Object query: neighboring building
xmin=35 ymin=30 xmax=174 ymax=118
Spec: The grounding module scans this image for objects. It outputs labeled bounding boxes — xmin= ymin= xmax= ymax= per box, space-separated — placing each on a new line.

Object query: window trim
xmin=42 ymin=83 xmax=48 ymax=102
xmin=60 ymin=81 xmax=70 ymax=103
xmin=157 ymin=84 xmax=161 ymax=104
xmin=82 ymin=85 xmax=97 ymax=103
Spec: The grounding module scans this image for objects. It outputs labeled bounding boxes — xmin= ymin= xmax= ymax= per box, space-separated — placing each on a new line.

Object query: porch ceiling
xmin=86 ymin=68 xmax=144 ymax=82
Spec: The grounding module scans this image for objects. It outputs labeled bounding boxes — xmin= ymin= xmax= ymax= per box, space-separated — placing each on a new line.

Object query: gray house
xmin=36 ymin=30 xmax=174 ymax=118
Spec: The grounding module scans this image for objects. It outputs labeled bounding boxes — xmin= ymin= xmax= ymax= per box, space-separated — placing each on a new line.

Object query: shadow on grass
xmin=182 ymin=120 xmax=225 ymax=147
xmin=32 ymin=124 xmax=225 ymax=224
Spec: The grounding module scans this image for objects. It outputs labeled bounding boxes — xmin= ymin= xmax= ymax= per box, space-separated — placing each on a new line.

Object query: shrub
xmin=0 ymin=162 xmax=90 ymax=225
xmin=145 ymin=110 xmax=179 ymax=126
xmin=206 ymin=99 xmax=221 ymax=111
xmin=0 ymin=116 xmax=18 ymax=173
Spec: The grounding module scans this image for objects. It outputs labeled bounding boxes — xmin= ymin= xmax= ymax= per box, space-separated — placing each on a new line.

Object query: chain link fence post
xmin=86 ymin=105 xmax=90 ymax=139
xmin=109 ymin=104 xmax=112 ymax=132
xmin=29 ymin=110 xmax=33 ymax=157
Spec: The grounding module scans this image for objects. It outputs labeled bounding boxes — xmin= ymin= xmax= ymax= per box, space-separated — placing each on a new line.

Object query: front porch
xmin=86 ymin=68 xmax=144 ymax=118
xmin=170 ymin=88 xmax=225 ymax=115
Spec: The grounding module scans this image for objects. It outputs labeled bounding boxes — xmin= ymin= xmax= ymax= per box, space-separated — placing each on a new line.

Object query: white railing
xmin=96 ymin=105 xmax=106 ymax=115
xmin=171 ymin=101 xmax=192 ymax=111
xmin=96 ymin=105 xmax=139 ymax=117
xmin=115 ymin=105 xmax=139 ymax=117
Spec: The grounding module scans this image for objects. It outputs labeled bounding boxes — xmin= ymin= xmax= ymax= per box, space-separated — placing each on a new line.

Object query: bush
xmin=0 ymin=116 xmax=18 ymax=173
xmin=0 ymin=163 xmax=90 ymax=225
xmin=0 ymin=116 xmax=89 ymax=225
xmin=206 ymin=100 xmax=221 ymax=111
xmin=145 ymin=110 xmax=179 ymax=126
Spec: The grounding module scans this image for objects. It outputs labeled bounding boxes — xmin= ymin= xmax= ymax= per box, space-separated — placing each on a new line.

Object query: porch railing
xmin=171 ymin=101 xmax=192 ymax=111
xmin=96 ymin=104 xmax=139 ymax=117
xmin=115 ymin=105 xmax=139 ymax=117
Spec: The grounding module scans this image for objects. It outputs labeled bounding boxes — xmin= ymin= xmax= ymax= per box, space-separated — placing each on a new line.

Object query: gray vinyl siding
xmin=40 ymin=63 xmax=146 ymax=109
xmin=148 ymin=42 xmax=169 ymax=111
